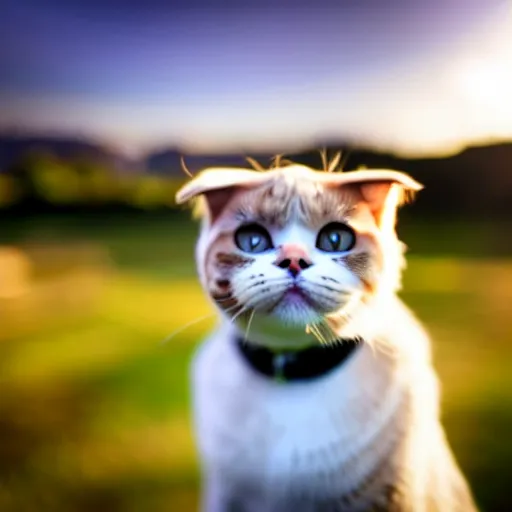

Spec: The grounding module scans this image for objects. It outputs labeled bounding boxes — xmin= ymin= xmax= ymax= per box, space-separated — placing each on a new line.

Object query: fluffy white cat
xmin=176 ymin=162 xmax=477 ymax=512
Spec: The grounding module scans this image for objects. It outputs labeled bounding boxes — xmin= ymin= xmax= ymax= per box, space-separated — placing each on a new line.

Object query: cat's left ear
xmin=175 ymin=168 xmax=268 ymax=223
xmin=321 ymin=170 xmax=423 ymax=229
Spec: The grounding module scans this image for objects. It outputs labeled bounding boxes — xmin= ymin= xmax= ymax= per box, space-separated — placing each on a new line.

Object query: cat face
xmin=177 ymin=164 xmax=422 ymax=342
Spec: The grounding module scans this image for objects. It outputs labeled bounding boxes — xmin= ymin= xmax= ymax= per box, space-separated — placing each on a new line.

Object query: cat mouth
xmin=280 ymin=284 xmax=315 ymax=306
xmin=261 ymin=284 xmax=324 ymax=325
xmin=286 ymin=284 xmax=307 ymax=297
xmin=269 ymin=282 xmax=344 ymax=318
xmin=264 ymin=284 xmax=311 ymax=313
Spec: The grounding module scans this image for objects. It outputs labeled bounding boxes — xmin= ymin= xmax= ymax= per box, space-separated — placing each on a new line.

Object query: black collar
xmin=234 ymin=336 xmax=362 ymax=382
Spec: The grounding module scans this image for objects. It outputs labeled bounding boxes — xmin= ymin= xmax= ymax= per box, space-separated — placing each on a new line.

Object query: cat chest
xmin=193 ymin=356 xmax=393 ymax=496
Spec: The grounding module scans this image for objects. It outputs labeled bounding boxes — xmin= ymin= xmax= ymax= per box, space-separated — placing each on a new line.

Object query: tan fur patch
xmin=298 ymin=186 xmax=358 ymax=229
xmin=210 ymin=290 xmax=238 ymax=310
xmin=203 ymin=232 xmax=255 ymax=313
xmin=235 ymin=176 xmax=296 ymax=227
xmin=333 ymin=228 xmax=383 ymax=294
xmin=232 ymin=175 xmax=357 ymax=229
xmin=216 ymin=252 xmax=254 ymax=269
xmin=342 ymin=253 xmax=372 ymax=280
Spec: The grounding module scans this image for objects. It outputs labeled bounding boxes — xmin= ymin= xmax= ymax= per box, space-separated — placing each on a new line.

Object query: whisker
xmin=305 ymin=323 xmax=317 ymax=342
xmin=246 ymin=156 xmax=266 ymax=172
xmin=243 ymin=309 xmax=256 ymax=341
xmin=339 ymin=149 xmax=351 ymax=171
xmin=180 ymin=155 xmax=194 ymax=178
xmin=229 ymin=306 xmax=249 ymax=324
xmin=308 ymin=321 xmax=322 ymax=344
xmin=249 ymin=292 xmax=283 ymax=314
xmin=159 ymin=313 xmax=214 ymax=346
xmin=318 ymin=318 xmax=338 ymax=345
xmin=241 ymin=277 xmax=289 ymax=293
xmin=214 ymin=296 xmax=235 ymax=303
xmin=327 ymin=151 xmax=342 ymax=173
xmin=309 ymin=322 xmax=327 ymax=345
xmin=317 ymin=284 xmax=345 ymax=293
xmin=235 ymin=280 xmax=289 ymax=305
xmin=320 ymin=148 xmax=328 ymax=172
xmin=320 ymin=319 xmax=337 ymax=344
xmin=321 ymin=276 xmax=341 ymax=284
xmin=317 ymin=323 xmax=330 ymax=345
xmin=303 ymin=289 xmax=340 ymax=309
xmin=223 ymin=302 xmax=243 ymax=315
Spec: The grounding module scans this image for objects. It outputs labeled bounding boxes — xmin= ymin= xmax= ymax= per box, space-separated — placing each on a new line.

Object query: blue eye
xmin=235 ymin=224 xmax=273 ymax=253
xmin=316 ymin=222 xmax=356 ymax=252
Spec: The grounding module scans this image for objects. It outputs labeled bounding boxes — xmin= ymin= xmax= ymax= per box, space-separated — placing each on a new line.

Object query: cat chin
xmin=234 ymin=311 xmax=320 ymax=349
xmin=269 ymin=302 xmax=323 ymax=327
xmin=270 ymin=294 xmax=356 ymax=323
xmin=230 ymin=302 xmax=351 ymax=349
xmin=215 ymin=290 xmax=363 ymax=348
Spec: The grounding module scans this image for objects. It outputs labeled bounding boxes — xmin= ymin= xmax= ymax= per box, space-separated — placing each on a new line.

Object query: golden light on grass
xmin=0 ymin=247 xmax=32 ymax=299
xmin=0 ymin=244 xmax=112 ymax=342
xmin=71 ymin=418 xmax=197 ymax=482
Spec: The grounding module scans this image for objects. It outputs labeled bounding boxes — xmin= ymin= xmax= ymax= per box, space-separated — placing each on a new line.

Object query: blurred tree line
xmin=1 ymin=136 xmax=511 ymax=222
xmin=292 ymin=144 xmax=512 ymax=221
xmin=0 ymin=148 xmax=183 ymax=212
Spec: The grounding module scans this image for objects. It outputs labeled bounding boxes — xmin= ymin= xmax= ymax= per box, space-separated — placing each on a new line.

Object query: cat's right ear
xmin=175 ymin=168 xmax=267 ymax=223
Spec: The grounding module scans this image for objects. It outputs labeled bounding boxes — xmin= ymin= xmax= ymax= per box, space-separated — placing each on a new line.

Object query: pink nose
xmin=275 ymin=244 xmax=312 ymax=276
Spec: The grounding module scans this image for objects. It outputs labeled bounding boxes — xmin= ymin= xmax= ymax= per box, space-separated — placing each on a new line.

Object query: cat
xmin=175 ymin=161 xmax=478 ymax=512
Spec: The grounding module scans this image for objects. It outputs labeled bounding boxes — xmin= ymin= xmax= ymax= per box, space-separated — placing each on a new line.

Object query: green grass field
xmin=0 ymin=212 xmax=511 ymax=511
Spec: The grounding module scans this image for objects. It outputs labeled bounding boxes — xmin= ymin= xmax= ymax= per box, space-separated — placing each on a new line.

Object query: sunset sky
xmin=1 ymin=0 xmax=511 ymax=156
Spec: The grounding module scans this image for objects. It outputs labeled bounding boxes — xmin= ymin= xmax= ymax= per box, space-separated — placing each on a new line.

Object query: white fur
xmin=183 ymin=166 xmax=476 ymax=511
xmin=191 ymin=291 xmax=451 ymax=510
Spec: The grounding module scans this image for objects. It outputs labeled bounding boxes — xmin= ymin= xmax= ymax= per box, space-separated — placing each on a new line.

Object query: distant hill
xmin=145 ymin=149 xmax=276 ymax=176
xmin=0 ymin=134 xmax=137 ymax=172
xmin=1 ymin=132 xmax=511 ymax=220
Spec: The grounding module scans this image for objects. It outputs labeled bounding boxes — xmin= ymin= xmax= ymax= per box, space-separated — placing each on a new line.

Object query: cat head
xmin=176 ymin=163 xmax=422 ymax=346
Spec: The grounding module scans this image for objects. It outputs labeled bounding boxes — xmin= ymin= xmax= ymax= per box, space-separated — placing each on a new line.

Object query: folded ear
xmin=319 ymin=169 xmax=423 ymax=229
xmin=175 ymin=168 xmax=268 ymax=223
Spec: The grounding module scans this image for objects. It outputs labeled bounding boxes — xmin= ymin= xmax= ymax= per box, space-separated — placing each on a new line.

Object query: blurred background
xmin=0 ymin=0 xmax=511 ymax=511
